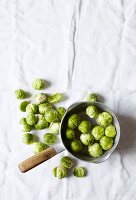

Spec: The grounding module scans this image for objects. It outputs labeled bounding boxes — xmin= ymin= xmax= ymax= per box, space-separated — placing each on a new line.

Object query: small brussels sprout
xmin=19 ymin=101 xmax=29 ymax=112
xmin=34 ymin=93 xmax=47 ymax=105
xmin=15 ymin=89 xmax=25 ymax=99
xmin=91 ymin=126 xmax=105 ymax=140
xmin=56 ymin=107 xmax=66 ymax=120
xmin=39 ymin=103 xmax=52 ymax=114
xmin=44 ymin=133 xmax=57 ymax=145
xmin=35 ymin=114 xmax=49 ymax=130
xmin=20 ymin=117 xmax=27 ymax=125
xmin=68 ymin=114 xmax=81 ymax=129
xmin=73 ymin=167 xmax=86 ymax=177
xmin=60 ymin=156 xmax=73 ymax=168
xmin=86 ymin=93 xmax=99 ymax=102
xmin=21 ymin=133 xmax=34 ymax=144
xmin=22 ymin=123 xmax=32 ymax=132
xmin=49 ymin=122 xmax=60 ymax=135
xmin=80 ymin=134 xmax=94 ymax=146
xmin=105 ymin=124 xmax=116 ymax=138
xmin=78 ymin=120 xmax=91 ymax=134
xmin=97 ymin=112 xmax=112 ymax=127
xmin=52 ymin=166 xmax=67 ymax=179
xmin=71 ymin=139 xmax=82 ymax=152
xmin=66 ymin=129 xmax=75 ymax=140
xmin=32 ymin=78 xmax=45 ymax=90
xmin=26 ymin=114 xmax=38 ymax=126
xmin=32 ymin=142 xmax=47 ymax=154
xmin=26 ymin=103 xmax=38 ymax=114
xmin=88 ymin=143 xmax=103 ymax=158
xmin=48 ymin=93 xmax=63 ymax=104
xmin=100 ymin=136 xmax=113 ymax=150
xmin=44 ymin=109 xmax=58 ymax=123
xmin=86 ymin=105 xmax=99 ymax=118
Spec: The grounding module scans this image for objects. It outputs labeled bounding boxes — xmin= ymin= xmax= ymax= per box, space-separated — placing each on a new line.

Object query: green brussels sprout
xmin=73 ymin=167 xmax=86 ymax=177
xmin=32 ymin=78 xmax=45 ymax=90
xmin=80 ymin=134 xmax=94 ymax=146
xmin=71 ymin=139 xmax=82 ymax=152
xmin=19 ymin=101 xmax=29 ymax=112
xmin=66 ymin=129 xmax=75 ymax=140
xmin=20 ymin=117 xmax=27 ymax=125
xmin=26 ymin=114 xmax=38 ymax=126
xmin=68 ymin=114 xmax=81 ymax=129
xmin=52 ymin=166 xmax=67 ymax=179
xmin=22 ymin=123 xmax=32 ymax=132
xmin=44 ymin=133 xmax=57 ymax=145
xmin=105 ymin=124 xmax=116 ymax=138
xmin=86 ymin=93 xmax=99 ymax=102
xmin=26 ymin=103 xmax=38 ymax=114
xmin=100 ymin=136 xmax=113 ymax=150
xmin=97 ymin=112 xmax=112 ymax=127
xmin=44 ymin=109 xmax=58 ymax=123
xmin=49 ymin=122 xmax=60 ymax=135
xmin=57 ymin=107 xmax=66 ymax=120
xmin=34 ymin=93 xmax=47 ymax=105
xmin=32 ymin=142 xmax=47 ymax=154
xmin=39 ymin=103 xmax=52 ymax=114
xmin=91 ymin=126 xmax=105 ymax=140
xmin=35 ymin=114 xmax=49 ymax=130
xmin=21 ymin=133 xmax=34 ymax=144
xmin=48 ymin=93 xmax=63 ymax=104
xmin=86 ymin=105 xmax=99 ymax=118
xmin=78 ymin=120 xmax=91 ymax=134
xmin=88 ymin=143 xmax=103 ymax=158
xmin=15 ymin=89 xmax=25 ymax=99
xmin=60 ymin=156 xmax=73 ymax=168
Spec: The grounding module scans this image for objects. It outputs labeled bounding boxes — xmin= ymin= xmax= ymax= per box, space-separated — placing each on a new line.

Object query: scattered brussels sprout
xmin=86 ymin=93 xmax=99 ymax=102
xmin=71 ymin=139 xmax=82 ymax=152
xmin=88 ymin=143 xmax=103 ymax=158
xmin=100 ymin=136 xmax=113 ymax=150
xmin=44 ymin=109 xmax=58 ymax=123
xmin=32 ymin=142 xmax=47 ymax=154
xmin=66 ymin=129 xmax=75 ymax=140
xmin=105 ymin=124 xmax=116 ymax=138
xmin=60 ymin=156 xmax=73 ymax=168
xmin=20 ymin=117 xmax=27 ymax=125
xmin=15 ymin=89 xmax=25 ymax=99
xmin=91 ymin=126 xmax=105 ymax=140
xmin=39 ymin=103 xmax=52 ymax=114
xmin=44 ymin=133 xmax=57 ymax=145
xmin=48 ymin=93 xmax=63 ymax=104
xmin=52 ymin=166 xmax=67 ymax=179
xmin=80 ymin=134 xmax=94 ymax=146
xmin=86 ymin=105 xmax=99 ymax=118
xmin=22 ymin=123 xmax=32 ymax=132
xmin=97 ymin=112 xmax=112 ymax=127
xmin=73 ymin=167 xmax=86 ymax=177
xmin=34 ymin=93 xmax=47 ymax=105
xmin=49 ymin=122 xmax=60 ymax=135
xmin=68 ymin=114 xmax=81 ymax=129
xmin=78 ymin=120 xmax=91 ymax=134
xmin=21 ymin=133 xmax=34 ymax=144
xmin=26 ymin=114 xmax=38 ymax=126
xmin=19 ymin=101 xmax=29 ymax=112
xmin=35 ymin=114 xmax=49 ymax=130
xmin=32 ymin=78 xmax=45 ymax=90
xmin=26 ymin=103 xmax=38 ymax=114
xmin=57 ymin=107 xmax=66 ymax=120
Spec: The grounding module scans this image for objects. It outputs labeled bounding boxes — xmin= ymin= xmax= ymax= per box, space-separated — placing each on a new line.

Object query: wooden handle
xmin=18 ymin=147 xmax=56 ymax=173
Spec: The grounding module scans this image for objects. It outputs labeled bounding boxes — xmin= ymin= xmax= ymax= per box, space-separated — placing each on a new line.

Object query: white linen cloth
xmin=0 ymin=0 xmax=136 ymax=199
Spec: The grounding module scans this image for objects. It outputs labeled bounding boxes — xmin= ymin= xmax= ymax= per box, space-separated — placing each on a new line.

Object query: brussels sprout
xmin=44 ymin=109 xmax=58 ymax=123
xmin=97 ymin=112 xmax=112 ymax=127
xmin=86 ymin=93 xmax=99 ymax=102
xmin=34 ymin=93 xmax=47 ymax=105
xmin=21 ymin=133 xmax=34 ymax=144
xmin=66 ymin=129 xmax=75 ymax=140
xmin=80 ymin=134 xmax=94 ymax=146
xmin=71 ymin=140 xmax=82 ymax=152
xmin=19 ymin=101 xmax=29 ymax=112
xmin=57 ymin=107 xmax=66 ymax=120
xmin=15 ymin=89 xmax=25 ymax=99
xmin=86 ymin=105 xmax=99 ymax=118
xmin=39 ymin=103 xmax=52 ymax=114
xmin=78 ymin=120 xmax=91 ymax=134
xmin=52 ymin=166 xmax=67 ymax=179
xmin=22 ymin=123 xmax=32 ymax=132
xmin=88 ymin=143 xmax=103 ymax=158
xmin=26 ymin=114 xmax=37 ymax=126
xmin=68 ymin=114 xmax=81 ymax=129
xmin=48 ymin=93 xmax=63 ymax=104
xmin=91 ymin=126 xmax=105 ymax=140
xmin=60 ymin=156 xmax=73 ymax=168
xmin=49 ymin=122 xmax=60 ymax=135
xmin=20 ymin=117 xmax=27 ymax=125
xmin=32 ymin=78 xmax=45 ymax=90
xmin=73 ymin=167 xmax=86 ymax=177
xmin=44 ymin=133 xmax=57 ymax=145
xmin=100 ymin=136 xmax=113 ymax=150
xmin=105 ymin=124 xmax=116 ymax=138
xmin=35 ymin=114 xmax=49 ymax=130
xmin=26 ymin=103 xmax=38 ymax=114
xmin=32 ymin=142 xmax=47 ymax=154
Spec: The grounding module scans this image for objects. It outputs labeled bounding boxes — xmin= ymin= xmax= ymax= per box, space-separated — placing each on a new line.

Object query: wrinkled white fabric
xmin=0 ymin=0 xmax=136 ymax=199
